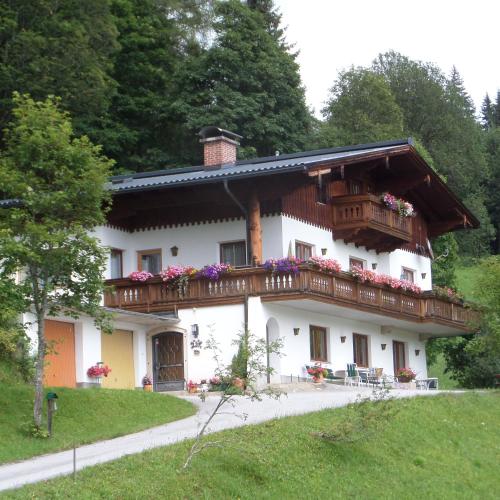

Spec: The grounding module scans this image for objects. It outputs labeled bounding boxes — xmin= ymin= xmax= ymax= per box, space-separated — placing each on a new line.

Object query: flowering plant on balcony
xmin=308 ymin=256 xmax=341 ymax=273
xmin=350 ymin=266 xmax=422 ymax=294
xmin=87 ymin=364 xmax=111 ymax=378
xmin=307 ymin=363 xmax=328 ymax=381
xmin=396 ymin=367 xmax=417 ymax=382
xmin=142 ymin=374 xmax=153 ymax=386
xmin=263 ymin=257 xmax=302 ymax=275
xmin=160 ymin=265 xmax=197 ymax=294
xmin=128 ymin=271 xmax=154 ymax=282
xmin=381 ymin=193 xmax=416 ymax=217
xmin=432 ymin=285 xmax=464 ymax=302
xmin=197 ymin=263 xmax=233 ymax=281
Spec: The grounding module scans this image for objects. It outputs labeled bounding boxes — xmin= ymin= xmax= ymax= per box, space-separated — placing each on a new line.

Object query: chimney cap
xmin=198 ymin=126 xmax=242 ymax=143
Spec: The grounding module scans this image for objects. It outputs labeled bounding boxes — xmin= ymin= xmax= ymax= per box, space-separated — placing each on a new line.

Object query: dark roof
xmin=108 ymin=138 xmax=412 ymax=194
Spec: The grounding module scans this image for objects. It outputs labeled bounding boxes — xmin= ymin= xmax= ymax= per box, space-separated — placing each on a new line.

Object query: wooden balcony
xmin=331 ymin=194 xmax=412 ymax=252
xmin=104 ymin=266 xmax=477 ymax=333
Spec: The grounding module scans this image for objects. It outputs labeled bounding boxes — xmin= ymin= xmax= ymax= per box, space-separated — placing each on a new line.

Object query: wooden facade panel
xmin=282 ymin=184 xmax=332 ymax=229
xmin=43 ymin=320 xmax=76 ymax=388
xmin=101 ymin=329 xmax=135 ymax=389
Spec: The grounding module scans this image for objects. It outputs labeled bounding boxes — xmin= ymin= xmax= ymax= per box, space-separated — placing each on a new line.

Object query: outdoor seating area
xmin=340 ymin=363 xmax=439 ymax=390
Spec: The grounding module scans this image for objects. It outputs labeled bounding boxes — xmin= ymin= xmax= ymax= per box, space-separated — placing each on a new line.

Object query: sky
xmin=275 ymin=0 xmax=500 ymax=118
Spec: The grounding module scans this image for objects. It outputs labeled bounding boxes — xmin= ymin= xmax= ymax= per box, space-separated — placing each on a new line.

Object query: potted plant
xmin=87 ymin=363 xmax=111 ymax=384
xmin=307 ymin=363 xmax=328 ymax=383
xmin=187 ymin=380 xmax=198 ymax=394
xmin=142 ymin=374 xmax=153 ymax=392
xmin=396 ymin=367 xmax=417 ymax=383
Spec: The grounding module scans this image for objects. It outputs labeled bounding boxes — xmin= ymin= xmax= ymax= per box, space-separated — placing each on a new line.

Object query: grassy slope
xmin=0 ymin=366 xmax=195 ymax=464
xmin=7 ymin=393 xmax=500 ymax=499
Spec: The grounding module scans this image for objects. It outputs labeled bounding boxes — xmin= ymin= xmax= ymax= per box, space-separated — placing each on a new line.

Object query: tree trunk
xmin=33 ymin=314 xmax=45 ymax=428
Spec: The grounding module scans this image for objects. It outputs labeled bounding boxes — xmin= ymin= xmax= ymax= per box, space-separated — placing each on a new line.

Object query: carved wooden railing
xmin=331 ymin=194 xmax=412 ymax=240
xmin=104 ymin=266 xmax=477 ymax=330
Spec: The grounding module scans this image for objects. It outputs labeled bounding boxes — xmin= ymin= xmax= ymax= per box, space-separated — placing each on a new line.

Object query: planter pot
xmin=313 ymin=375 xmax=324 ymax=384
xmin=398 ymin=377 xmax=413 ymax=383
xmin=188 ymin=386 xmax=198 ymax=394
xmin=143 ymin=384 xmax=153 ymax=392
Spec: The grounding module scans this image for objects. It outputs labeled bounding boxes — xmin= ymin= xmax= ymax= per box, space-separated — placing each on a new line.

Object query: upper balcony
xmin=104 ymin=265 xmax=477 ymax=335
xmin=331 ymin=194 xmax=412 ymax=252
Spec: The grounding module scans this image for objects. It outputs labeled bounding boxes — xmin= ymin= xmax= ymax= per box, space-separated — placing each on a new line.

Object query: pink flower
xmin=129 ymin=271 xmax=154 ymax=282
xmin=308 ymin=256 xmax=341 ymax=273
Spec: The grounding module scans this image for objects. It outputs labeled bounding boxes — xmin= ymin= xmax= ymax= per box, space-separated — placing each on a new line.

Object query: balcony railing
xmin=104 ymin=266 xmax=477 ymax=331
xmin=331 ymin=194 xmax=412 ymax=249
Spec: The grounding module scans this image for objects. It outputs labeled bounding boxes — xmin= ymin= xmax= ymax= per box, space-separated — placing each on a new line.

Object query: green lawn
xmin=0 ymin=377 xmax=195 ymax=464
xmin=6 ymin=392 xmax=500 ymax=499
xmin=455 ymin=262 xmax=482 ymax=301
xmin=427 ymin=353 xmax=460 ymax=390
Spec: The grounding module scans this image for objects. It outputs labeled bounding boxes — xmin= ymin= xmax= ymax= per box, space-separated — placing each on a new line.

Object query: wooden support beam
xmin=248 ymin=192 xmax=262 ymax=265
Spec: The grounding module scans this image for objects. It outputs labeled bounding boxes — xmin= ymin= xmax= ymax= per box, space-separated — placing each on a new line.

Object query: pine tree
xmin=174 ymin=0 xmax=312 ymax=161
xmin=494 ymin=90 xmax=500 ymax=127
xmin=481 ymin=93 xmax=495 ymax=130
xmin=0 ymin=0 xmax=118 ymax=143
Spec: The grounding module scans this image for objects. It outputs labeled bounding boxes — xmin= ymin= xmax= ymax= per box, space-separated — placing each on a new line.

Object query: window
xmin=220 ymin=241 xmax=247 ymax=267
xmin=110 ymin=249 xmax=123 ymax=279
xmin=393 ymin=341 xmax=406 ymax=373
xmin=295 ymin=241 xmax=313 ymax=261
xmin=349 ymin=257 xmax=365 ymax=270
xmin=353 ymin=333 xmax=369 ymax=367
xmin=310 ymin=325 xmax=328 ymax=362
xmin=401 ymin=267 xmax=415 ymax=283
xmin=316 ymin=174 xmax=328 ymax=203
xmin=137 ymin=249 xmax=162 ymax=274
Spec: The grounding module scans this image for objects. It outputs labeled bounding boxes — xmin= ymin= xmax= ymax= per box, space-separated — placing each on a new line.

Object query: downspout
xmin=223 ymin=179 xmax=252 ymax=266
xmin=223 ymin=179 xmax=250 ymax=333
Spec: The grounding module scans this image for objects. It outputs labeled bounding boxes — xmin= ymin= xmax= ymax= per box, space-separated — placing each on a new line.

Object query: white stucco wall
xmin=260 ymin=303 xmax=428 ymax=379
xmin=94 ymin=215 xmax=432 ymax=289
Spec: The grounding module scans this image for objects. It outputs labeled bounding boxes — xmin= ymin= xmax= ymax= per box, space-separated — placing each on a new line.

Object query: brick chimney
xmin=199 ymin=126 xmax=242 ymax=169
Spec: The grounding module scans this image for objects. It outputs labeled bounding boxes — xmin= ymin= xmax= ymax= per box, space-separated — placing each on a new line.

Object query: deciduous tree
xmin=0 ymin=94 xmax=113 ymax=428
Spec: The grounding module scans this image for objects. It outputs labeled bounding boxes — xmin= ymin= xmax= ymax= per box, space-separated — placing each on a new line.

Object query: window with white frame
xmin=295 ymin=241 xmax=313 ymax=261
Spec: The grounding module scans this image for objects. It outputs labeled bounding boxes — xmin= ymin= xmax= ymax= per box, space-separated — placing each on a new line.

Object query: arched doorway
xmin=152 ymin=332 xmax=184 ymax=391
xmin=266 ymin=318 xmax=281 ymax=384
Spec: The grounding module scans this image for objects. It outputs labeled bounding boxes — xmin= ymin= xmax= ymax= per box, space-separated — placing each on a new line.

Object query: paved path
xmin=0 ymin=385 xmax=437 ymax=492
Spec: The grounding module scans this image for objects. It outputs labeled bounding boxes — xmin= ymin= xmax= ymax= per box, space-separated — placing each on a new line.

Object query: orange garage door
xmin=43 ymin=320 xmax=76 ymax=388
xmin=101 ymin=330 xmax=135 ymax=389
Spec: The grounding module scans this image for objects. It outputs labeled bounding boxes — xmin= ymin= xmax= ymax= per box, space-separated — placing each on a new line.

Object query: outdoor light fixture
xmin=372 ymin=263 xmax=378 ymax=270
xmin=415 ymin=349 xmax=420 ymax=356
xmin=381 ymin=343 xmax=387 ymax=350
xmin=170 ymin=246 xmax=179 ymax=257
xmin=191 ymin=324 xmax=199 ymax=338
xmin=340 ymin=336 xmax=346 ymax=343
xmin=46 ymin=392 xmax=58 ymax=437
xmin=321 ymin=248 xmax=327 ymax=256
xmin=421 ymin=272 xmax=427 ymax=279
xmin=293 ymin=327 xmax=300 ymax=336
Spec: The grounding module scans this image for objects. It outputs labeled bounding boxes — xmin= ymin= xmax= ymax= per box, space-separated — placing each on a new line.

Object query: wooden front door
xmin=101 ymin=330 xmax=135 ymax=389
xmin=43 ymin=320 xmax=76 ymax=388
xmin=153 ymin=332 xmax=185 ymax=391
xmin=393 ymin=341 xmax=406 ymax=374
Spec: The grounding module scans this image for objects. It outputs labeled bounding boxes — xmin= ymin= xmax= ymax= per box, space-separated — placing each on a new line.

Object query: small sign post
xmin=46 ymin=392 xmax=58 ymax=437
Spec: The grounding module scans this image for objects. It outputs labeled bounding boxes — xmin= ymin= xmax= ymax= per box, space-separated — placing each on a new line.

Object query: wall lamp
xmin=340 ymin=336 xmax=346 ymax=343
xmin=321 ymin=248 xmax=328 ymax=256
xmin=170 ymin=245 xmax=179 ymax=257
xmin=421 ymin=272 xmax=427 ymax=279
xmin=415 ymin=349 xmax=420 ymax=356
xmin=191 ymin=324 xmax=199 ymax=338
xmin=381 ymin=343 xmax=387 ymax=351
xmin=372 ymin=263 xmax=378 ymax=270
xmin=293 ymin=327 xmax=300 ymax=336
